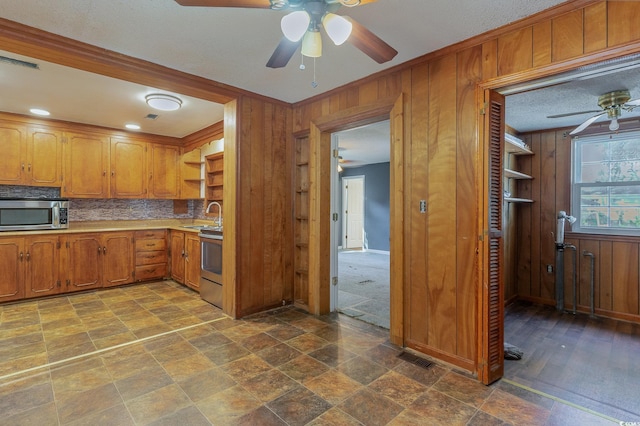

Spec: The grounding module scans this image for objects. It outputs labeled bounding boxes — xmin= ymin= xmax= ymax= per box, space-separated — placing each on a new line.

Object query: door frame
xmin=476 ymin=46 xmax=640 ymax=383
xmin=307 ymin=94 xmax=404 ymax=345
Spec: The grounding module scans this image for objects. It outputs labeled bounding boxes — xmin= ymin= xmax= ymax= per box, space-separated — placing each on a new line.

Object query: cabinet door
xmin=111 ymin=138 xmax=147 ymax=198
xmin=0 ymin=237 xmax=25 ymax=302
xmin=149 ymin=144 xmax=180 ymax=199
xmin=184 ymin=233 xmax=201 ymax=291
xmin=27 ymin=126 xmax=63 ymax=187
xmin=25 ymin=235 xmax=60 ymax=298
xmin=65 ymin=234 xmax=102 ymax=292
xmin=0 ymin=121 xmax=27 ymax=185
xmin=170 ymin=231 xmax=185 ymax=283
xmin=62 ymin=132 xmax=110 ymax=198
xmin=102 ymin=232 xmax=134 ymax=287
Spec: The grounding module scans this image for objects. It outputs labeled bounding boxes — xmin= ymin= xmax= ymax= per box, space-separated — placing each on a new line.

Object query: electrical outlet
xmin=547 ymin=264 xmax=553 ymax=273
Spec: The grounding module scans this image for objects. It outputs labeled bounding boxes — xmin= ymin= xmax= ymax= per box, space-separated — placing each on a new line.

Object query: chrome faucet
xmin=205 ymin=201 xmax=222 ymax=228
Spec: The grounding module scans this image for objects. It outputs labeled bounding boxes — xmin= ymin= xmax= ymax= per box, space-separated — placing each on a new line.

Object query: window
xmin=572 ymin=131 xmax=640 ymax=234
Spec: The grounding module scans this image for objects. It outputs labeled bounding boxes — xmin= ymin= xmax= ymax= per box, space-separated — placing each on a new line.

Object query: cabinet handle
xmin=26 ymin=252 xmax=30 ymax=261
xmin=182 ymin=250 xmax=186 ymax=258
xmin=98 ymin=247 xmax=102 ymax=254
xmin=28 ymin=163 xmax=32 ymax=172
xmin=103 ymin=246 xmax=107 ymax=255
xmin=21 ymin=163 xmax=25 ymax=171
xmin=111 ymin=171 xmax=115 ymax=177
xmin=19 ymin=252 xmax=23 ymax=261
xmin=103 ymin=170 xmax=107 ymax=177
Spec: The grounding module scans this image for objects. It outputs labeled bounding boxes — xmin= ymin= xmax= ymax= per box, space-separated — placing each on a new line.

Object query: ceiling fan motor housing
xmin=598 ymin=90 xmax=631 ymax=118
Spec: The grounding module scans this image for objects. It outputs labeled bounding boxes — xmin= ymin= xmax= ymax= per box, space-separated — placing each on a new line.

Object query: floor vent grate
xmin=397 ymin=351 xmax=433 ymax=369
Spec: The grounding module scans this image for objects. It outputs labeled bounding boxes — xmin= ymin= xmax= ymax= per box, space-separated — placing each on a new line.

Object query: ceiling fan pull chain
xmin=312 ymin=57 xmax=318 ymax=88
xmin=299 ymin=53 xmax=306 ymax=70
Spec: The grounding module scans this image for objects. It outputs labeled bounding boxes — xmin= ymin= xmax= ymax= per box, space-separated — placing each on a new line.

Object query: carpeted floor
xmin=337 ymin=250 xmax=390 ymax=329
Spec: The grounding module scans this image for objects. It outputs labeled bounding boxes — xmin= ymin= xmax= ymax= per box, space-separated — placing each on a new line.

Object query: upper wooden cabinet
xmin=0 ymin=121 xmax=63 ymax=187
xmin=149 ymin=144 xmax=181 ymax=199
xmin=62 ymin=131 xmax=110 ymax=198
xmin=110 ymin=137 xmax=148 ymax=198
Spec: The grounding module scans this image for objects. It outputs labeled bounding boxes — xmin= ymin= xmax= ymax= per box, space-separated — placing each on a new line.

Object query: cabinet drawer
xmin=134 ymin=230 xmax=166 ymax=240
xmin=135 ymin=264 xmax=167 ymax=281
xmin=135 ymin=238 xmax=167 ymax=252
xmin=136 ymin=250 xmax=167 ymax=266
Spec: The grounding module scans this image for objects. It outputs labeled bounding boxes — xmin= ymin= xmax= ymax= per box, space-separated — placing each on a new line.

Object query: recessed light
xmin=125 ymin=123 xmax=141 ymax=130
xmin=30 ymin=108 xmax=50 ymax=116
xmin=145 ymin=94 xmax=182 ymax=111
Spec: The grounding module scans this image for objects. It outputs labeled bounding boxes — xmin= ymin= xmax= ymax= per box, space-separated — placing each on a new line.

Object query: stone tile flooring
xmin=0 ymin=281 xmax=618 ymax=425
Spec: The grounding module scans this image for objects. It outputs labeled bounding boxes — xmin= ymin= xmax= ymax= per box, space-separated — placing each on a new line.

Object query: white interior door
xmin=342 ymin=176 xmax=365 ymax=249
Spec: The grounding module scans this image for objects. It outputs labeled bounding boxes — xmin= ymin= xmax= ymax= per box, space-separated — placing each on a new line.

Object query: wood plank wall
xmin=513 ymin=125 xmax=640 ymax=323
xmin=292 ymin=0 xmax=640 ymax=373
xmin=232 ymin=96 xmax=294 ymax=317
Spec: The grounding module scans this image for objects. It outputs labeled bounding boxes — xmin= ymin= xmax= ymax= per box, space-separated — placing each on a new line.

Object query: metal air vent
xmin=0 ymin=55 xmax=39 ymax=69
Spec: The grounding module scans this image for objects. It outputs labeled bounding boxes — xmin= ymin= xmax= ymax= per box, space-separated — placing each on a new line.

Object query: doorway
xmin=330 ymin=120 xmax=391 ymax=329
xmin=492 ymin=55 xmax=640 ymax=417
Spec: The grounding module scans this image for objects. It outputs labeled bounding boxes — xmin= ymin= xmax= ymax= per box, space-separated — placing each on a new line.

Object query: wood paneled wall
xmin=512 ymin=126 xmax=640 ymax=323
xmin=3 ymin=0 xmax=640 ymax=378
xmin=292 ymin=0 xmax=640 ymax=375
xmin=230 ymin=96 xmax=294 ymax=318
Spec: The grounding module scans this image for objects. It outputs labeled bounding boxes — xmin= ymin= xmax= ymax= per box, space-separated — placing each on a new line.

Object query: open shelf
xmin=505 ymin=197 xmax=534 ymax=203
xmin=504 ymin=168 xmax=532 ymax=180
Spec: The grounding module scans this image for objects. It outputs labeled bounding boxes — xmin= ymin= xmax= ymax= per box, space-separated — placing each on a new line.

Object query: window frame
xmin=571 ymin=130 xmax=640 ymax=236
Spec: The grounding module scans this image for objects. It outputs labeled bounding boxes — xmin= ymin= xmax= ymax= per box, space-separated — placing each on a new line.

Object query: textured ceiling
xmin=0 ymin=0 xmax=567 ymax=103
xmin=6 ymin=0 xmax=633 ymax=163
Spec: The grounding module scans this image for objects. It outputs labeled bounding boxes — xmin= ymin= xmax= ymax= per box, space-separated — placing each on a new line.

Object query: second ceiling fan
xmin=174 ymin=0 xmax=398 ymax=68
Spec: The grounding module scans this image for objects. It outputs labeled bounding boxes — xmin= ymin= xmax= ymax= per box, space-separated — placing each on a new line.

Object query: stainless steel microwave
xmin=0 ymin=198 xmax=69 ymax=231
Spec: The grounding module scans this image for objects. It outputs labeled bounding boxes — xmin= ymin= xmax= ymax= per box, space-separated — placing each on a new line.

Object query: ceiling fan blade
xmin=569 ymin=112 xmax=606 ymax=136
xmin=347 ymin=18 xmax=397 ymax=64
xmin=625 ymin=98 xmax=640 ymax=107
xmin=174 ymin=0 xmax=271 ymax=7
xmin=546 ymin=110 xmax=602 ymax=119
xmin=266 ymin=38 xmax=300 ymax=68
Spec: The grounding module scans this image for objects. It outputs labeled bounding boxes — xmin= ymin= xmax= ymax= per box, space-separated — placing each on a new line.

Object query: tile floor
xmin=0 ymin=281 xmax=618 ymax=425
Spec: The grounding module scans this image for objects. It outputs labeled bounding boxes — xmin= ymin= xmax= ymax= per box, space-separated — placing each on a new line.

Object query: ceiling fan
xmin=174 ymin=0 xmax=398 ymax=68
xmin=547 ymin=89 xmax=640 ymax=136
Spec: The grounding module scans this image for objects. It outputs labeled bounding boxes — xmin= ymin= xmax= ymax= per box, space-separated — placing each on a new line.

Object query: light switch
xmin=419 ymin=200 xmax=426 ymax=213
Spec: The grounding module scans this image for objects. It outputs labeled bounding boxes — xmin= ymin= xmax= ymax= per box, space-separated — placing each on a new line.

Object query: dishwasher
xmin=199 ymin=230 xmax=222 ymax=308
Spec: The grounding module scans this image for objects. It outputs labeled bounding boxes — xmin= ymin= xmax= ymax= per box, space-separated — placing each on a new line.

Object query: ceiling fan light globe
xmin=281 ymin=11 xmax=310 ymax=42
xmin=323 ymin=13 xmax=352 ymax=45
xmin=301 ymin=30 xmax=322 ymax=57
xmin=609 ymin=117 xmax=620 ymax=131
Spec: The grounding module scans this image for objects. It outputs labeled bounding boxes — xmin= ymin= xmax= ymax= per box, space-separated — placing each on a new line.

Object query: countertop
xmin=0 ymin=219 xmax=216 ymax=237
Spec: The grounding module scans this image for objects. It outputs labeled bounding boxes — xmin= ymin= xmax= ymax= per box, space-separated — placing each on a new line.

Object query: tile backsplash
xmin=0 ymin=186 xmax=206 ymax=221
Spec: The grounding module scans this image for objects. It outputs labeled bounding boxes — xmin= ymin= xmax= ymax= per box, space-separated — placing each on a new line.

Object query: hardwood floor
xmin=504 ymin=301 xmax=640 ymax=422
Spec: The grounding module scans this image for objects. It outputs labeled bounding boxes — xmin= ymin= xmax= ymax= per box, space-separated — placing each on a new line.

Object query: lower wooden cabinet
xmin=0 ymin=235 xmax=61 ymax=302
xmin=134 ymin=230 xmax=168 ymax=281
xmin=25 ymin=235 xmax=61 ymax=298
xmin=0 ymin=237 xmax=26 ymax=302
xmin=169 ymin=230 xmax=201 ymax=291
xmin=61 ymin=231 xmax=134 ymax=292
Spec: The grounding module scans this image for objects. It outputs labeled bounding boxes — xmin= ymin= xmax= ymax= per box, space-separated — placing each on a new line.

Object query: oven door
xmin=200 ymin=235 xmax=222 ymax=283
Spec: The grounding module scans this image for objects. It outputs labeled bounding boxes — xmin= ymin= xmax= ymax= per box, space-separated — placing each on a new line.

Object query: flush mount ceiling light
xmin=125 ymin=123 xmax=141 ymax=130
xmin=145 ymin=94 xmax=183 ymax=111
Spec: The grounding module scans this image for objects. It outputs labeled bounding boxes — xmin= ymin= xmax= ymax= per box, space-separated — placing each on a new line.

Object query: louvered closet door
xmin=481 ymin=89 xmax=505 ymax=384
